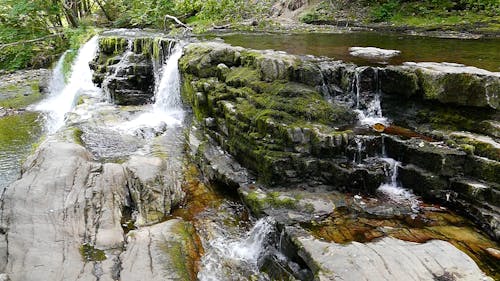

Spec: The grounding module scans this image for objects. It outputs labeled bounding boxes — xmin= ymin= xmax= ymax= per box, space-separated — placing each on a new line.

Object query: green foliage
xmin=113 ymin=0 xmax=176 ymax=27
xmin=300 ymin=12 xmax=320 ymax=24
xmin=371 ymin=0 xmax=400 ymax=22
xmin=368 ymin=0 xmax=500 ymax=25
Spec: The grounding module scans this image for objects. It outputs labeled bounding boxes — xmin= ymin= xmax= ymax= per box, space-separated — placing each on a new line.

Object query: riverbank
xmin=251 ymin=0 xmax=500 ymax=39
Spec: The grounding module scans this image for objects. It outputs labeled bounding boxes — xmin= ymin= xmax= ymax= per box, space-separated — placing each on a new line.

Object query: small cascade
xmin=35 ymin=36 xmax=99 ymax=133
xmin=377 ymin=158 xmax=420 ymax=212
xmin=352 ymin=67 xmax=388 ymax=126
xmin=352 ymin=137 xmax=365 ymax=164
xmin=352 ymin=68 xmax=361 ymax=109
xmin=198 ymin=217 xmax=275 ymax=281
xmin=153 ymin=42 xmax=183 ymax=112
xmin=118 ymin=42 xmax=184 ymax=133
xmin=102 ymin=39 xmax=133 ymax=102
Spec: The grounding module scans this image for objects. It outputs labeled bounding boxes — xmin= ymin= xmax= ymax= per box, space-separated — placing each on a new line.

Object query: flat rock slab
xmin=290 ymin=228 xmax=493 ymax=281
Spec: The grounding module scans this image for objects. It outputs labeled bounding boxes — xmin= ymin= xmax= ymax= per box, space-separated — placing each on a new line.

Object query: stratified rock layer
xmin=180 ymin=41 xmax=499 ymax=239
xmin=179 ymin=40 xmax=499 ymax=265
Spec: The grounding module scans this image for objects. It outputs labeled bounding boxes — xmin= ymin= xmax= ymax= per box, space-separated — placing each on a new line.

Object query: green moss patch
xmin=79 ymin=243 xmax=106 ymax=262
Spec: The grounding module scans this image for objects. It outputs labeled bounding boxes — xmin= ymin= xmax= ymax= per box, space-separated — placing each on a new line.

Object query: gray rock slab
xmin=289 ymin=227 xmax=493 ymax=281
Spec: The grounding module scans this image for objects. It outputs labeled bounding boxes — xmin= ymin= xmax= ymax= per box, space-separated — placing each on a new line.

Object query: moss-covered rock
xmin=379 ymin=66 xmax=419 ymax=98
xmin=180 ymin=42 xmax=499 ymax=241
xmin=408 ymin=62 xmax=500 ymax=109
xmin=180 ymin=42 xmax=359 ymax=187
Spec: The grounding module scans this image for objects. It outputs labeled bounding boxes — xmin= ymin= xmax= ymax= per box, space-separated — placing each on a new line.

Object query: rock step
xmin=385 ymin=136 xmax=466 ymax=177
xmin=450 ymin=131 xmax=500 ymax=161
xmin=450 ymin=177 xmax=500 ymax=206
xmin=111 ymin=89 xmax=153 ymax=105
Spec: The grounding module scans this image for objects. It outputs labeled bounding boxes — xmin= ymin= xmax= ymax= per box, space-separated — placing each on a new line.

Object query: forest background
xmin=0 ymin=0 xmax=499 ymax=71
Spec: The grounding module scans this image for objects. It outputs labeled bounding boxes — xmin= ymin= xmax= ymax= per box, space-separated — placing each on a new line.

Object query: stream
xmin=0 ymin=30 xmax=498 ymax=280
xmin=221 ymin=32 xmax=500 ymax=71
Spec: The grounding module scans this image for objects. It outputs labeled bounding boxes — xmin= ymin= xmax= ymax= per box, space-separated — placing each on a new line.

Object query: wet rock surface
xmin=288 ymin=229 xmax=493 ymax=281
xmin=0 ymin=92 xmax=189 ymax=280
xmin=181 ymin=41 xmax=499 ymax=280
xmin=90 ymin=36 xmax=177 ymax=105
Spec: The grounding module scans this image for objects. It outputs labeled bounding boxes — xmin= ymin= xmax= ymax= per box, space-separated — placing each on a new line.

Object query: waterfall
xmin=377 ymin=158 xmax=420 ymax=212
xmin=153 ymin=42 xmax=183 ymax=113
xmin=198 ymin=217 xmax=275 ymax=281
xmin=35 ymin=36 xmax=99 ymax=133
xmin=353 ymin=67 xmax=388 ymax=126
xmin=47 ymin=51 xmax=68 ymax=96
xmin=117 ymin=42 xmax=184 ymax=132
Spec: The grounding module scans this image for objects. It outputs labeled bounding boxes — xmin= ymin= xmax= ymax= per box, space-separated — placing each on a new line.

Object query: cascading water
xmin=47 ymin=51 xmax=68 ymax=96
xmin=118 ymin=42 xmax=184 ymax=132
xmin=35 ymin=36 xmax=99 ymax=133
xmin=198 ymin=217 xmax=275 ymax=281
xmin=153 ymin=42 xmax=183 ymax=113
xmin=377 ymin=158 xmax=420 ymax=212
xmin=352 ymin=67 xmax=388 ymax=126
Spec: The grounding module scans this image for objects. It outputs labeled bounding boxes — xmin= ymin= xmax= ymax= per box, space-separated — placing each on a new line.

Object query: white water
xmin=198 ymin=217 xmax=275 ymax=281
xmin=35 ymin=36 xmax=99 ymax=133
xmin=353 ymin=67 xmax=388 ymax=126
xmin=377 ymin=158 xmax=420 ymax=212
xmin=117 ymin=43 xmax=184 ymax=132
xmin=47 ymin=51 xmax=68 ymax=96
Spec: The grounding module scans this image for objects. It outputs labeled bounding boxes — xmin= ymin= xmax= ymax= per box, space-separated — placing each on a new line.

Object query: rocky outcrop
xmin=89 ymin=36 xmax=176 ymax=105
xmin=180 ymin=42 xmax=500 ymax=274
xmin=180 ymin=41 xmax=386 ymax=191
xmin=186 ymin=119 xmax=499 ymax=281
xmin=179 ymin=41 xmax=499 ymax=242
xmin=0 ymin=128 xmax=186 ymax=280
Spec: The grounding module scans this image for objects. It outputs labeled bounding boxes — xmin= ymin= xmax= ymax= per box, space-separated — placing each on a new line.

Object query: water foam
xmin=198 ymin=217 xmax=275 ymax=281
xmin=377 ymin=158 xmax=420 ymax=212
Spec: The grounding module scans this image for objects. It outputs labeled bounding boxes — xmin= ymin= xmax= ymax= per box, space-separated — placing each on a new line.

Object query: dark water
xmin=0 ymin=112 xmax=43 ymax=189
xmin=221 ymin=32 xmax=500 ymax=71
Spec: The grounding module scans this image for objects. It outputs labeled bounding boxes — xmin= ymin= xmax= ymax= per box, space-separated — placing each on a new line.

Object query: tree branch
xmin=0 ymin=34 xmax=64 ymax=50
xmin=164 ymin=14 xmax=192 ymax=31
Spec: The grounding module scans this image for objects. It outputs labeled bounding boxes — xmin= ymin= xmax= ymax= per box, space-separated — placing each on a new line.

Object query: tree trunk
xmin=94 ymin=0 xmax=113 ymax=22
xmin=63 ymin=0 xmax=80 ymax=27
